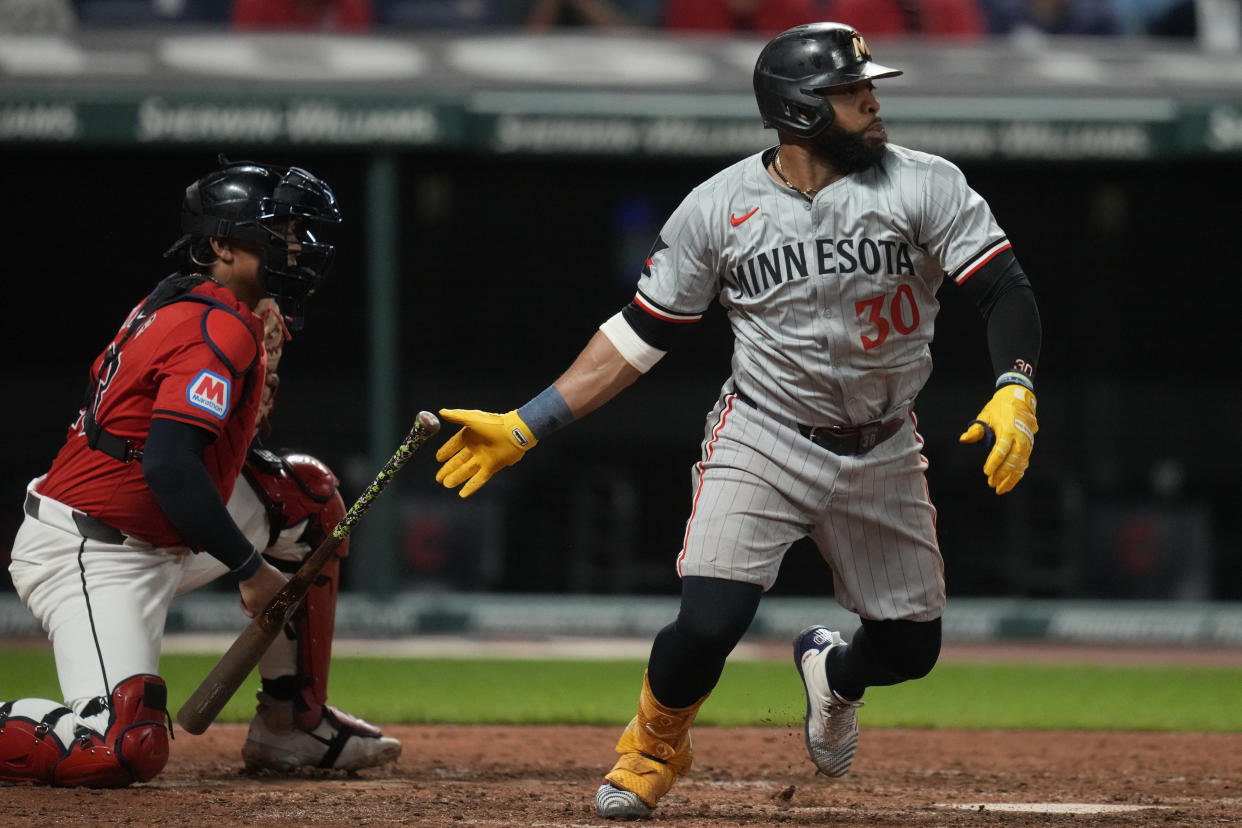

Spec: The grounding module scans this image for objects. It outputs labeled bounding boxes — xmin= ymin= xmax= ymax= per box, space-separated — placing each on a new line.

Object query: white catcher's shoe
xmin=793 ymin=626 xmax=864 ymax=777
xmin=241 ymin=694 xmax=401 ymax=772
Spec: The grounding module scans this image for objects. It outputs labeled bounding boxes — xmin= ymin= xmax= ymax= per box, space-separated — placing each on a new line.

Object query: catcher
xmin=1 ymin=159 xmax=399 ymax=787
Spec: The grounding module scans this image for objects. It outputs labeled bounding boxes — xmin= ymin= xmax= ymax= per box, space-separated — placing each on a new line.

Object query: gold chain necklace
xmin=773 ymin=149 xmax=819 ymax=199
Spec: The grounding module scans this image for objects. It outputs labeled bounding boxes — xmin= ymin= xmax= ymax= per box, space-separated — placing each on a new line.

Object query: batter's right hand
xmin=238 ymin=559 xmax=288 ymax=618
xmin=435 ymin=409 xmax=537 ymax=498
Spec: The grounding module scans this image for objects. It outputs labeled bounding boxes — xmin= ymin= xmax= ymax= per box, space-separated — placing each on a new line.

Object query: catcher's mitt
xmin=255 ymin=298 xmax=292 ymax=435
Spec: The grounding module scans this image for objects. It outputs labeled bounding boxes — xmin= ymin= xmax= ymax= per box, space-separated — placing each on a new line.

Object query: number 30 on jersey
xmin=855 ymin=285 xmax=921 ymax=350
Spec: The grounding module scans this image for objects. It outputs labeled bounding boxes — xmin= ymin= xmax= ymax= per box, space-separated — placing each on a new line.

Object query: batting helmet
xmin=169 ymin=159 xmax=341 ymax=330
xmin=753 ymin=23 xmax=903 ymax=138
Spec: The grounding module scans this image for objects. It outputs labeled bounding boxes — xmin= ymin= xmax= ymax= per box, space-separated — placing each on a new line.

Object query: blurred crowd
xmin=0 ymin=0 xmax=1225 ymax=38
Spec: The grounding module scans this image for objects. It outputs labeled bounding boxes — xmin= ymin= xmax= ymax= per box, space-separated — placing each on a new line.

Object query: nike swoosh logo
xmin=730 ymin=207 xmax=759 ymax=227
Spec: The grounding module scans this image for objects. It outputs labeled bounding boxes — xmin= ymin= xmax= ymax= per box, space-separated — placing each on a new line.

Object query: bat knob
xmin=417 ymin=410 xmax=441 ymax=435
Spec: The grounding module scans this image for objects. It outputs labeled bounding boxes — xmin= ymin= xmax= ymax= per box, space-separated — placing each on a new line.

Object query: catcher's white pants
xmin=8 ymin=476 xmax=309 ymax=733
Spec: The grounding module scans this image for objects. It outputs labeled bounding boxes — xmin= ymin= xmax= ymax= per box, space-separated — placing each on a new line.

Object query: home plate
xmin=939 ymin=803 xmax=1172 ymax=814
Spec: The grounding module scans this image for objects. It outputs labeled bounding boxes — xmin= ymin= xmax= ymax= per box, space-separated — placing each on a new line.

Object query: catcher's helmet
xmin=171 ymin=159 xmax=341 ymax=330
xmin=753 ymin=22 xmax=903 ymax=138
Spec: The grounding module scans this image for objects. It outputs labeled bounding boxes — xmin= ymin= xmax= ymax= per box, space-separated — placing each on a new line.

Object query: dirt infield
xmin=4 ymin=642 xmax=1240 ymax=826
xmin=5 ymin=723 xmax=1240 ymax=827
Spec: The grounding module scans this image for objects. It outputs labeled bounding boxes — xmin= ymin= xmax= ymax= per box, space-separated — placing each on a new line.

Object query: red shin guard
xmin=245 ymin=451 xmax=347 ymax=730
xmin=0 ymin=701 xmax=72 ymax=784
xmin=53 ymin=675 xmax=171 ymax=788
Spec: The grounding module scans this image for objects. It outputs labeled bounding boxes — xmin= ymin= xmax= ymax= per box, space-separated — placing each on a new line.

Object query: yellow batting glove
xmin=435 ymin=409 xmax=537 ymax=498
xmin=958 ymin=382 xmax=1038 ymax=495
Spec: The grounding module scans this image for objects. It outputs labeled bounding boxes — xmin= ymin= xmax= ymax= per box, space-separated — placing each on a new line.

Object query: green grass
xmin=2 ymin=649 xmax=1239 ymax=732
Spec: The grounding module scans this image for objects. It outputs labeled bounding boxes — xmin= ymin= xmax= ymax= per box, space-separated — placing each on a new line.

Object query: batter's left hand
xmin=959 ymin=384 xmax=1038 ymax=495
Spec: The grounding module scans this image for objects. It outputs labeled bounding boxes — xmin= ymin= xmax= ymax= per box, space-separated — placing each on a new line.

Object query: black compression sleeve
xmin=142 ymin=418 xmax=261 ymax=578
xmin=985 ymin=285 xmax=1041 ymax=381
xmin=956 ymin=249 xmax=1042 ymax=382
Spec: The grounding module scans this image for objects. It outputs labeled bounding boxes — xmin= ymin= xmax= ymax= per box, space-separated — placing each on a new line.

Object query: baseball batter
xmin=433 ymin=23 xmax=1041 ymax=820
xmin=1 ymin=160 xmax=399 ymax=787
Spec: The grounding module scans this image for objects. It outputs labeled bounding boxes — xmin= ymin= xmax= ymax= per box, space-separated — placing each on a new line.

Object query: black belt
xmin=25 ymin=491 xmax=127 ymax=545
xmin=799 ymin=418 xmax=903 ymax=455
xmin=733 ymin=391 xmax=904 ymax=456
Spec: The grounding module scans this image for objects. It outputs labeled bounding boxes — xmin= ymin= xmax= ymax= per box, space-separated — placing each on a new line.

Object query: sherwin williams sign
xmin=0 ymin=32 xmax=1238 ymax=159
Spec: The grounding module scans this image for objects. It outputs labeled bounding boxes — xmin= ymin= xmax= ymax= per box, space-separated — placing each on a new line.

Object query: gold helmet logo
xmin=851 ymin=32 xmax=872 ymax=61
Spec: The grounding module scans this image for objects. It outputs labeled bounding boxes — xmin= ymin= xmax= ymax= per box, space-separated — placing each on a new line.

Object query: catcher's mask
xmin=166 ymin=159 xmax=341 ymax=330
xmin=753 ymin=22 xmax=903 ymax=138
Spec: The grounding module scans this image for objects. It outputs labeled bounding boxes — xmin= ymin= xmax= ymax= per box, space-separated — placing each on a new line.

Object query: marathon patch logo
xmin=187 ymin=370 xmax=230 ymax=418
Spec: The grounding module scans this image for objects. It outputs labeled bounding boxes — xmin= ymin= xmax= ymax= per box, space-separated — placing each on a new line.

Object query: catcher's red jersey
xmin=39 ymin=280 xmax=265 ymax=545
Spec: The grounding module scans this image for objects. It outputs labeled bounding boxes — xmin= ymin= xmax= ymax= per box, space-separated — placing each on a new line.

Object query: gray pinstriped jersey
xmin=635 ymin=144 xmax=1009 ymax=427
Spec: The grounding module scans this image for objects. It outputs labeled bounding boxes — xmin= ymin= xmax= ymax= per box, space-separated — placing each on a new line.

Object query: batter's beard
xmin=812 ymin=121 xmax=888 ymax=174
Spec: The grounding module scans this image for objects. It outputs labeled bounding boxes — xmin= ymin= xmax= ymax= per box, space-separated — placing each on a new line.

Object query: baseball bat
xmin=175 ymin=410 xmax=441 ymax=735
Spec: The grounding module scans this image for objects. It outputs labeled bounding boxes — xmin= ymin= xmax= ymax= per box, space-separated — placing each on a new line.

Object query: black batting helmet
xmin=753 ymin=22 xmax=903 ymax=138
xmin=168 ymin=159 xmax=341 ymax=330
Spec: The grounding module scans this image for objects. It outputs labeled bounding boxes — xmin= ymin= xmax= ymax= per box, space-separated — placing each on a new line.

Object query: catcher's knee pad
xmin=244 ymin=449 xmax=348 ymax=558
xmin=603 ymin=671 xmax=707 ymax=809
xmin=53 ymin=675 xmax=171 ymax=788
xmin=0 ymin=699 xmax=74 ymax=784
xmin=245 ymin=450 xmax=347 ymax=731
